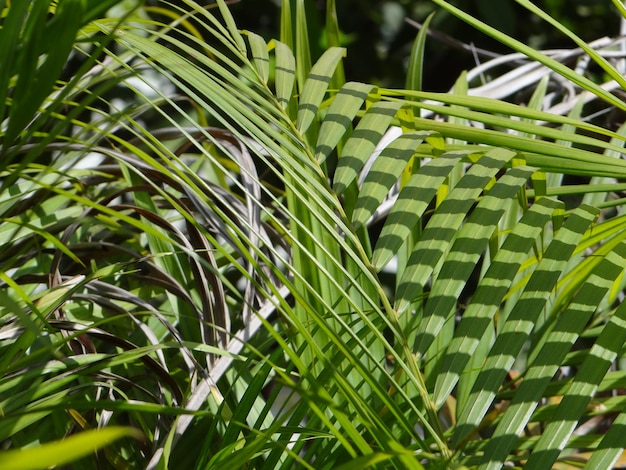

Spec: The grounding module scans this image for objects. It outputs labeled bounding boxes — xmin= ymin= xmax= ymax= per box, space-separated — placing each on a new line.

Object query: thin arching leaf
xmin=333 ymin=101 xmax=402 ymax=194
xmin=395 ymin=147 xmax=517 ymax=315
xmin=352 ymin=131 xmax=431 ymax=228
xmin=315 ymin=81 xmax=374 ymax=164
xmin=297 ymin=47 xmax=346 ymax=134
xmin=430 ymin=0 xmax=626 ymax=112
xmin=406 ymin=12 xmax=435 ymax=96
xmin=453 ymin=205 xmax=600 ymax=446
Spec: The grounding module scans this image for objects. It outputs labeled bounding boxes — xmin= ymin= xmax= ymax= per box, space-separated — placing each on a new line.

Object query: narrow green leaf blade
xmin=325 ymin=0 xmax=346 ymax=90
xmin=332 ymin=101 xmax=402 ymax=194
xmin=395 ymin=147 xmax=517 ymax=314
xmin=297 ymin=47 xmax=346 ymax=134
xmin=406 ymin=12 xmax=434 ymax=94
xmin=315 ymin=81 xmax=374 ymax=164
xmin=0 ymin=427 xmax=142 ymax=470
xmin=0 ymin=0 xmax=31 ymax=133
xmin=430 ymin=0 xmax=626 ymax=112
xmin=452 ymin=205 xmax=600 ymax=447
xmin=372 ymin=151 xmax=467 ymax=269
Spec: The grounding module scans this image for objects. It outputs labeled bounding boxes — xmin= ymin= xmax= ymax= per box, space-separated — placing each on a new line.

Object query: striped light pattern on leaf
xmin=352 ymin=131 xmax=432 ymax=228
xmin=333 ymin=101 xmax=403 ymax=194
xmin=373 ymin=151 xmax=468 ymax=269
xmin=6 ymin=1 xmax=626 ymax=468
xmin=395 ymin=147 xmax=517 ymax=314
xmin=297 ymin=47 xmax=346 ymax=134
xmin=414 ymin=166 xmax=537 ymax=365
xmin=480 ymin=241 xmax=626 ymax=468
xmin=273 ymin=40 xmax=296 ymax=110
xmin=315 ymin=81 xmax=374 ymax=164
xmin=524 ymin=291 xmax=626 ymax=467
xmin=453 ymin=204 xmax=600 ymax=446
xmin=433 ymin=196 xmax=565 ymax=408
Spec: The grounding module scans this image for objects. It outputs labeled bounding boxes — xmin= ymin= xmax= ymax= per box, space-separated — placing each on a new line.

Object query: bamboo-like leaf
xmin=279 ymin=0 xmax=293 ymax=48
xmin=393 ymin=89 xmax=624 ymax=142
xmin=246 ymin=31 xmax=270 ymax=84
xmin=395 ymin=147 xmax=517 ymax=315
xmin=332 ymin=101 xmax=402 ymax=194
xmin=315 ymin=81 xmax=374 ymax=164
xmin=401 ymin=98 xmax=626 ymax=157
xmin=479 ymin=241 xmax=626 ymax=468
xmin=297 ymin=47 xmax=346 ymax=134
xmin=433 ymin=197 xmax=562 ymax=408
xmin=452 ymin=204 xmax=600 ymax=446
xmin=352 ymin=131 xmax=431 ymax=228
xmin=415 ymin=166 xmax=536 ymax=365
xmin=372 ymin=151 xmax=468 ymax=270
xmin=409 ymin=117 xmax=626 ymax=178
xmin=524 ymin=291 xmax=626 ymax=467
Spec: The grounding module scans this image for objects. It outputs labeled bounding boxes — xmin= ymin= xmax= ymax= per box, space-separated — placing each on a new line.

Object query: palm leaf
xmin=4 ymin=0 xmax=626 ymax=468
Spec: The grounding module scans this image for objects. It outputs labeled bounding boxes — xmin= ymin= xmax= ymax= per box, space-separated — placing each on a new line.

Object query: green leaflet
xmin=372 ymin=151 xmax=468 ymax=269
xmin=315 ymin=81 xmax=375 ymax=164
xmin=216 ymin=0 xmax=246 ymax=53
xmin=415 ymin=166 xmax=537 ymax=373
xmin=352 ymin=131 xmax=431 ymax=228
xmin=452 ymin=204 xmax=600 ymax=447
xmin=394 ymin=147 xmax=517 ymax=314
xmin=333 ymin=101 xmax=403 ymax=194
xmin=479 ymin=240 xmax=626 ymax=468
xmin=273 ymin=40 xmax=297 ymax=110
xmin=297 ymin=47 xmax=346 ymax=134
xmin=525 ymin=283 xmax=626 ymax=467
xmin=433 ymin=197 xmax=563 ymax=409
xmin=246 ymin=31 xmax=270 ymax=84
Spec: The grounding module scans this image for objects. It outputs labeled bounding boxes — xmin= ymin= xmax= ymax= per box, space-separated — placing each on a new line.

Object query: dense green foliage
xmin=3 ymin=1 xmax=626 ymax=468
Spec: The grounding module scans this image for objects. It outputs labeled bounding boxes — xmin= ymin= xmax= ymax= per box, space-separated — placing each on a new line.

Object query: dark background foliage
xmin=229 ymin=0 xmax=619 ymax=91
